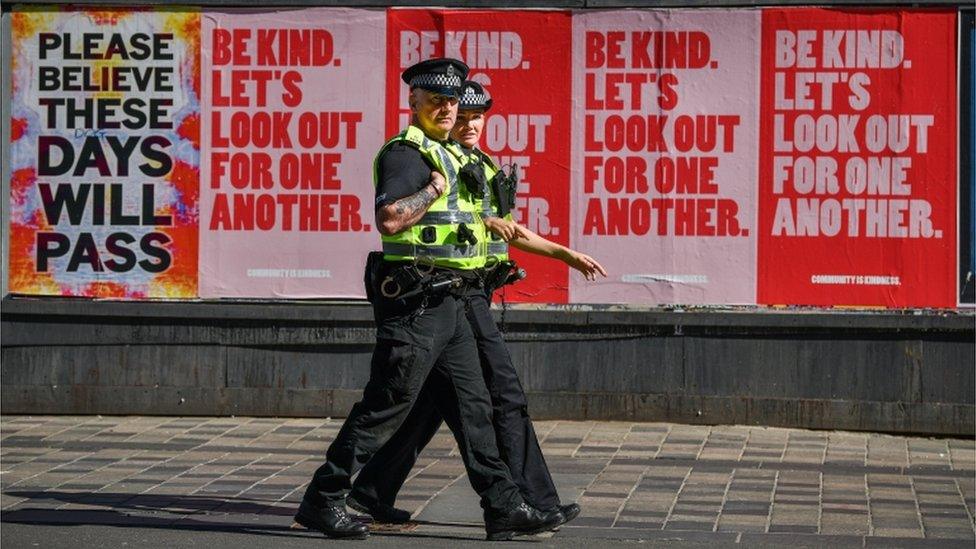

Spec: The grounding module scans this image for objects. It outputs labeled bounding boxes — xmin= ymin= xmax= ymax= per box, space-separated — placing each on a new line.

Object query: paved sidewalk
xmin=1 ymin=416 xmax=973 ymax=548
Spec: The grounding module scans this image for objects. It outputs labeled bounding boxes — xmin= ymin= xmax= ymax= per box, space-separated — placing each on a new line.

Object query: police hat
xmin=401 ymin=58 xmax=469 ymax=97
xmin=459 ymin=81 xmax=493 ymax=111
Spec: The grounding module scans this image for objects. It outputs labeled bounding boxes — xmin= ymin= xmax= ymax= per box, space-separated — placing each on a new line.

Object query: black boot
xmin=484 ymin=502 xmax=563 ymax=541
xmin=294 ymin=499 xmax=369 ymax=539
xmin=346 ymin=492 xmax=412 ymax=524
xmin=548 ymin=502 xmax=581 ymax=530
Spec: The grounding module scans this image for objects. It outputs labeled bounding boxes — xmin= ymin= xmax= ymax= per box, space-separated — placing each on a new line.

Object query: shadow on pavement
xmin=0 ymin=490 xmax=494 ymax=543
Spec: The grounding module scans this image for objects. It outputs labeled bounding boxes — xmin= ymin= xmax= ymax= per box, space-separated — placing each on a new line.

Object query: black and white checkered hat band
xmin=410 ymin=73 xmax=462 ymax=89
xmin=461 ymin=91 xmax=489 ymax=107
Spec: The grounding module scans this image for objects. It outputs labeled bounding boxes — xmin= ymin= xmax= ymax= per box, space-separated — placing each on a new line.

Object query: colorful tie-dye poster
xmin=9 ymin=7 xmax=200 ymax=298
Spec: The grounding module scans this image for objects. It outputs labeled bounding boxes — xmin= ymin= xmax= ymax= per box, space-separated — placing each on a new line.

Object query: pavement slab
xmin=1 ymin=416 xmax=973 ymax=547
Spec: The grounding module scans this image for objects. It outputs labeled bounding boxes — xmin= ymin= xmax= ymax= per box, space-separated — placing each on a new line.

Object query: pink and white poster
xmin=199 ymin=8 xmax=385 ymax=298
xmin=570 ymin=10 xmax=761 ymax=305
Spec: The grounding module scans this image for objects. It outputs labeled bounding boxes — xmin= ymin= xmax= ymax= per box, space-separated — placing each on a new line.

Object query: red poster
xmin=758 ymin=9 xmax=957 ymax=308
xmin=386 ymin=9 xmax=573 ymax=303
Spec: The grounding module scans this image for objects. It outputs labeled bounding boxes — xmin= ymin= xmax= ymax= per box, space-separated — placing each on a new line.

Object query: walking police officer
xmin=294 ymin=59 xmax=561 ymax=541
xmin=346 ymin=80 xmax=606 ymax=528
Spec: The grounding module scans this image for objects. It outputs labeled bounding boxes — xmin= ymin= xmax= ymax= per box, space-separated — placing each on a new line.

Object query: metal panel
xmin=1 ymin=345 xmax=228 ymax=387
xmin=683 ymin=337 xmax=921 ymax=401
xmin=3 ymin=299 xmax=970 ymax=334
xmin=507 ymin=337 xmax=685 ymax=394
xmin=919 ymin=337 xmax=976 ymax=404
xmin=2 ymin=299 xmax=972 ymax=434
xmin=225 ymin=346 xmax=370 ymax=390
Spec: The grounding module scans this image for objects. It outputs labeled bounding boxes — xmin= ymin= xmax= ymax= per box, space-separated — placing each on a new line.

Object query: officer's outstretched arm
xmin=376 ymin=171 xmax=447 ymax=236
xmin=509 ymin=224 xmax=608 ymax=281
xmin=484 ymin=217 xmax=527 ymax=241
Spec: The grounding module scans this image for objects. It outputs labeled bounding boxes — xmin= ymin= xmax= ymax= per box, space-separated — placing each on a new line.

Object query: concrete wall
xmin=2 ymin=298 xmax=972 ymax=435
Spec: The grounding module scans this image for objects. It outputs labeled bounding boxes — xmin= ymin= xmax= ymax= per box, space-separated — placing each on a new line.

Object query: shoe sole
xmin=486 ymin=531 xmax=517 ymax=541
xmin=294 ymin=511 xmax=369 ymax=540
xmin=486 ymin=516 xmax=563 ymax=541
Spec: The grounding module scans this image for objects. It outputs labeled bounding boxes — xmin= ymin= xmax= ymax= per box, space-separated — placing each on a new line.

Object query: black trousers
xmin=303 ymin=291 xmax=522 ymax=514
xmin=350 ymin=291 xmax=561 ymax=511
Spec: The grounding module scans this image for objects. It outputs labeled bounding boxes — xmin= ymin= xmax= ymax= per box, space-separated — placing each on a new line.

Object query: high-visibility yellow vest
xmin=373 ymin=126 xmax=487 ymax=270
xmin=467 ymin=148 xmax=512 ymax=263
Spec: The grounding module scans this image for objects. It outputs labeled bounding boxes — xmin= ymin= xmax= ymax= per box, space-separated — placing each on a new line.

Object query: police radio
xmin=491 ymin=164 xmax=519 ymax=218
xmin=459 ymin=162 xmax=487 ymax=198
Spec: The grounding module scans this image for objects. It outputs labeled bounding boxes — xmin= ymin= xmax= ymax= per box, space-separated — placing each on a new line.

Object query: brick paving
xmin=1 ymin=416 xmax=973 ymax=547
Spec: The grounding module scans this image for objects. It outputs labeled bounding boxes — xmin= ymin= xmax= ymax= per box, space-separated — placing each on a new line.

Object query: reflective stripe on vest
xmin=382 ymin=242 xmax=482 ymax=259
xmin=487 ymin=241 xmax=509 ymax=256
xmin=434 ymin=146 xmax=461 ymax=212
xmin=473 ymin=148 xmax=498 ymax=220
xmin=418 ymin=211 xmax=476 ymax=224
xmin=470 ymin=148 xmax=510 ymax=261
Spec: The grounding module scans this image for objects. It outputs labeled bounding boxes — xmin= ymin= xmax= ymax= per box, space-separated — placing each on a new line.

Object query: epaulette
xmin=401 ymin=126 xmax=430 ymax=151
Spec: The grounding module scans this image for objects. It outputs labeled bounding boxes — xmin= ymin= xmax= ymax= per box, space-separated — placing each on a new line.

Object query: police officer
xmin=456 ymin=81 xmax=606 ymax=282
xmin=295 ymin=59 xmax=561 ymax=541
xmin=347 ymin=81 xmax=606 ymax=527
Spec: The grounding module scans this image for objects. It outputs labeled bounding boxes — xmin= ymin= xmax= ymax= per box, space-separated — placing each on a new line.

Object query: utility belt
xmin=364 ymin=252 xmax=525 ymax=304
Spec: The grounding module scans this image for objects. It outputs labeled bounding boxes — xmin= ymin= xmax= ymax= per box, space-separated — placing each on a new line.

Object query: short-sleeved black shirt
xmin=373 ymin=142 xmax=438 ymax=211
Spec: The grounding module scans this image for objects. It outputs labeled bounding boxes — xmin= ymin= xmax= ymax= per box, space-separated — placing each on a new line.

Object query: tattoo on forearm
xmin=393 ymin=185 xmax=438 ymax=219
